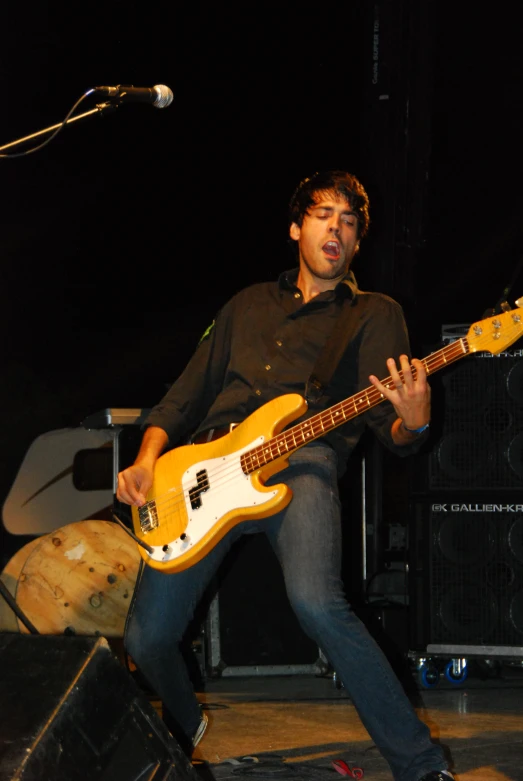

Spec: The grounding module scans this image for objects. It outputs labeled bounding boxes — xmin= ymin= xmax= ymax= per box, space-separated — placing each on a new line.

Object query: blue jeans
xmin=125 ymin=442 xmax=448 ymax=780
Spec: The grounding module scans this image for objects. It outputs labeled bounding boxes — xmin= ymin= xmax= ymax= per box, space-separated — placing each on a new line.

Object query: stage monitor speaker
xmin=411 ymin=344 xmax=523 ymax=493
xmin=0 ymin=633 xmax=199 ymax=781
xmin=409 ymin=497 xmax=523 ymax=651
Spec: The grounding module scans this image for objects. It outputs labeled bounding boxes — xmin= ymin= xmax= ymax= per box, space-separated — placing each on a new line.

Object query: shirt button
xmin=265 ymin=365 xmax=271 ymax=371
xmin=294 ymin=292 xmax=301 ymax=299
xmin=276 ymin=340 xmax=282 ymax=346
xmin=255 ymin=389 xmax=261 ymax=396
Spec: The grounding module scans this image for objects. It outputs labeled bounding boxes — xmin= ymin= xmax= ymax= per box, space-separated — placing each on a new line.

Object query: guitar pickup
xmin=138 ymin=502 xmax=159 ymax=533
xmin=189 ymin=469 xmax=209 ymax=510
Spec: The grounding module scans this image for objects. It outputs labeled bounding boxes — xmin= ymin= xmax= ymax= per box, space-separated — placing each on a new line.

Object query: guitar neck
xmin=241 ymin=337 xmax=470 ymax=474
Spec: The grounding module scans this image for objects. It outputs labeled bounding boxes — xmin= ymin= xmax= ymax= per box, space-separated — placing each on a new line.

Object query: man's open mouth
xmin=323 ymin=240 xmax=340 ymax=258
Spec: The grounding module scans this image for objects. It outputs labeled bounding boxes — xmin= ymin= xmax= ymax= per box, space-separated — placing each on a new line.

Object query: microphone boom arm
xmin=0 ymin=101 xmax=118 ymax=155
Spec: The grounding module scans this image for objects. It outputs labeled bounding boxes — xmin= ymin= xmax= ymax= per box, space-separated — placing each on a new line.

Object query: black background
xmin=2 ymin=2 xmax=523 ymax=544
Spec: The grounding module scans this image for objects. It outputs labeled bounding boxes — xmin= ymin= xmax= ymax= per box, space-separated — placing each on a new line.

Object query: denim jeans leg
xmin=124 ymin=526 xmax=239 ymax=748
xmin=263 ymin=442 xmax=449 ymax=781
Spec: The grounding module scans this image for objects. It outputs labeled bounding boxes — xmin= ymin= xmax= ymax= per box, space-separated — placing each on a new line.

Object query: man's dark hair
xmin=288 ymin=170 xmax=370 ymax=240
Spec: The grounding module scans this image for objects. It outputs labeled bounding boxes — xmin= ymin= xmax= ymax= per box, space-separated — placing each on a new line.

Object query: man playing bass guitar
xmin=116 ymin=170 xmax=454 ymax=781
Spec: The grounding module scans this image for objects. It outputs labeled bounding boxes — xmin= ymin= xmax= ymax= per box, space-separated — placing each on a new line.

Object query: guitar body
xmin=131 ymin=393 xmax=308 ymax=573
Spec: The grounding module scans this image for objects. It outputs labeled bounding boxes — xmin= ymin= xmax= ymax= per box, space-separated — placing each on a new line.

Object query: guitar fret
xmin=328 ymin=409 xmax=339 ymax=425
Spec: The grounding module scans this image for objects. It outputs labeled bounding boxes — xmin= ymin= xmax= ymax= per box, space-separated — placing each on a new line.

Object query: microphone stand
xmin=0 ymin=101 xmax=119 ymax=155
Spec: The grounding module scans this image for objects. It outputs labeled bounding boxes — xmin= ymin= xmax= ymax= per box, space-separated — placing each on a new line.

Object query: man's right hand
xmin=116 ymin=463 xmax=153 ymax=507
xmin=115 ymin=425 xmax=169 ymax=507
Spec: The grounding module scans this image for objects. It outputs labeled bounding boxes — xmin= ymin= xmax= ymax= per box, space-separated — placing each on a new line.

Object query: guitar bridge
xmin=138 ymin=501 xmax=158 ymax=533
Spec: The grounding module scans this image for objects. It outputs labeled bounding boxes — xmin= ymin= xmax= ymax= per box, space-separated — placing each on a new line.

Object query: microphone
xmin=93 ymin=84 xmax=174 ymax=109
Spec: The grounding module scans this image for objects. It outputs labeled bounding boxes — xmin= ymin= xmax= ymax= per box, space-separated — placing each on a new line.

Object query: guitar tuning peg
xmin=515 ymin=296 xmax=523 ymax=308
xmin=500 ymin=300 xmax=511 ymax=312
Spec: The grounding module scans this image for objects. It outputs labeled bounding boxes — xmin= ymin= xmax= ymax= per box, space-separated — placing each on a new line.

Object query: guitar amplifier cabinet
xmin=410 ymin=340 xmax=523 ymax=494
xmin=0 ymin=634 xmax=199 ymax=781
xmin=409 ymin=496 xmax=523 ymax=653
xmin=202 ymin=533 xmax=330 ymax=677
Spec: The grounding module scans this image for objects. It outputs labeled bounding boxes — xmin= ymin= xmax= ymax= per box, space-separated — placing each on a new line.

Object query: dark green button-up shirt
xmin=145 ymin=268 xmax=426 ymax=476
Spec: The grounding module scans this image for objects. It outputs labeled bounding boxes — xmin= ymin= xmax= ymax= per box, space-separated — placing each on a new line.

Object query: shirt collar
xmin=279 ymin=268 xmax=359 ymax=299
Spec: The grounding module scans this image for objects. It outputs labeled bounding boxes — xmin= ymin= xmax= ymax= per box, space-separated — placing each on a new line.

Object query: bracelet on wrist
xmin=402 ymin=421 xmax=430 ymax=435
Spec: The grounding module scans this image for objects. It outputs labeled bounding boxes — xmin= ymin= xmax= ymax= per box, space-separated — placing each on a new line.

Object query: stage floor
xmin=177 ymin=663 xmax=523 ymax=781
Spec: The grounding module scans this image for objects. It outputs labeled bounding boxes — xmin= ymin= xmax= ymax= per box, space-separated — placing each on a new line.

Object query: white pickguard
xmin=146 ymin=436 xmax=278 ymax=564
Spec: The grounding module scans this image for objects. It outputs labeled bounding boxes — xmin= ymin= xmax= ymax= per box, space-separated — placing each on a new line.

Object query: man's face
xmin=289 ymin=191 xmax=360 ymax=282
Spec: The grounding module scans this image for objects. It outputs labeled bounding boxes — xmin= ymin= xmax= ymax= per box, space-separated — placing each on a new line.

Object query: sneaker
xmin=418 ymin=772 xmax=455 ymax=781
xmin=192 ymin=711 xmax=209 ymax=748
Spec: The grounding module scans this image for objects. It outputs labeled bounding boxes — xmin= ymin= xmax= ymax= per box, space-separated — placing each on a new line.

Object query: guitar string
xmin=142 ymin=336 xmax=469 ymax=521
xmin=136 ymin=340 xmax=468 ymax=534
xmin=142 ymin=336 xmax=475 ymax=527
xmin=140 ymin=319 xmax=522 ymax=549
xmin=139 ymin=334 xmax=484 ymax=528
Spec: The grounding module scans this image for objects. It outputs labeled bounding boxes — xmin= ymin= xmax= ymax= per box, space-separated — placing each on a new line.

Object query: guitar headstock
xmin=467 ymin=297 xmax=523 ymax=355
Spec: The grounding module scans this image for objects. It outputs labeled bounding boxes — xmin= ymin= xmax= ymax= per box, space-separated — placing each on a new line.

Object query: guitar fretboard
xmin=240 ymin=337 xmax=470 ymax=474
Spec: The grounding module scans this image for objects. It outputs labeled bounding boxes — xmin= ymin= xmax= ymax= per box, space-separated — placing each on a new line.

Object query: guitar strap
xmin=305 ymin=291 xmax=370 ymax=404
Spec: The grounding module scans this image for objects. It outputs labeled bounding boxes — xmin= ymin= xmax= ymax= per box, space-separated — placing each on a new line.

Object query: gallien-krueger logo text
xmin=431 ymin=503 xmax=523 ymax=513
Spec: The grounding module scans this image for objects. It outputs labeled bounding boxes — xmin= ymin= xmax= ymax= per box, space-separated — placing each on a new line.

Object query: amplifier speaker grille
xmin=409 ymin=499 xmax=523 ymax=649
xmin=417 ymin=347 xmax=523 ymax=492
